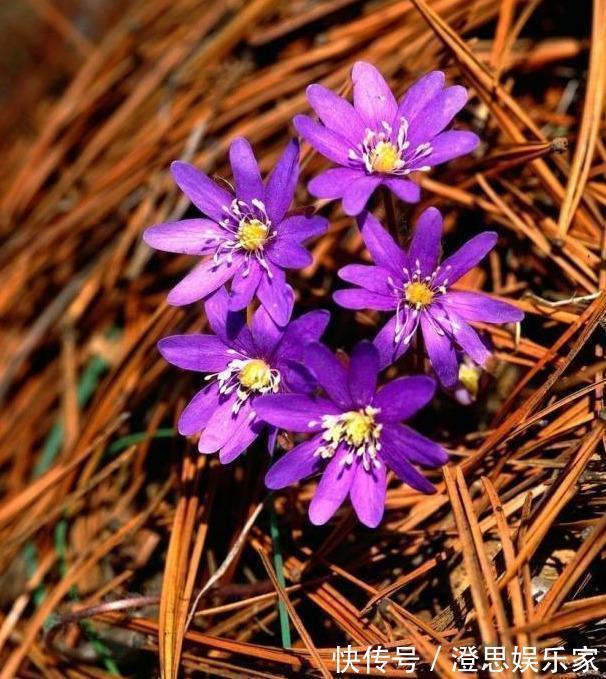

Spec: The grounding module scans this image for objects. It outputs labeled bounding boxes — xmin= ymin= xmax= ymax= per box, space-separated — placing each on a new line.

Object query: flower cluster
xmin=144 ymin=62 xmax=523 ymax=527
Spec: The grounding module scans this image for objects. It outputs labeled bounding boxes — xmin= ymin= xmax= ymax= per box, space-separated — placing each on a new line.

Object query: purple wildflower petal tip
xmin=442 ymin=292 xmax=524 ymax=323
xmin=425 ymin=130 xmax=480 ymax=165
xmin=265 ymin=436 xmax=324 ymax=489
xmin=143 ymin=219 xmax=223 ymax=255
xmin=396 ymin=71 xmax=445 ymax=126
xmin=167 ymin=256 xmax=241 ymax=306
xmin=408 ymin=207 xmax=443 ymax=277
xmin=158 ymin=334 xmax=235 ymax=373
xmin=308 ymin=449 xmax=356 ymax=525
xmin=229 ymin=137 xmax=264 ymax=205
xmin=373 ymin=376 xmax=435 ymax=422
xmin=306 ymin=83 xmax=365 ymax=145
xmin=434 ymin=231 xmax=497 ymax=286
xmin=358 ymin=210 xmax=406 ymax=273
xmin=352 ymin=61 xmax=397 ymax=130
xmin=407 ymin=85 xmax=468 ymax=147
xmin=421 ymin=313 xmax=458 ymax=387
xmin=177 ymin=383 xmax=220 ymax=436
xmin=170 ymin=161 xmax=232 ymax=224
xmin=265 ymin=138 xmax=299 ymax=224
xmin=279 ymin=214 xmax=328 ymax=242
xmin=350 ymin=462 xmax=386 ymax=528
xmin=382 ymin=423 xmax=449 ymax=468
xmin=257 ymin=266 xmax=294 ymax=326
xmin=294 ymin=114 xmax=350 ymax=165
xmin=219 ymin=412 xmax=263 ymax=464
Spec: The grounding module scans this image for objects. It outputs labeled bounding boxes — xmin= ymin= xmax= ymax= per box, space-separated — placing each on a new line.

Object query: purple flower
xmin=144 ymin=138 xmax=327 ymax=325
xmin=256 ymin=341 xmax=447 ymax=528
xmin=158 ymin=287 xmax=329 ymax=464
xmin=294 ymin=62 xmax=479 ymax=216
xmin=333 ymin=208 xmax=524 ymax=388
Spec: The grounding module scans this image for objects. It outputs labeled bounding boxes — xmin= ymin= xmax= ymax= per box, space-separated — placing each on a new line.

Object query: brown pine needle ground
xmin=0 ymin=1 xmax=605 ymax=677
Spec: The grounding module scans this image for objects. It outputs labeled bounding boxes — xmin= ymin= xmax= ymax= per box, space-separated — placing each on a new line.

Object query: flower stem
xmin=268 ymin=433 xmax=291 ymax=648
xmin=269 ymin=498 xmax=292 ymax=648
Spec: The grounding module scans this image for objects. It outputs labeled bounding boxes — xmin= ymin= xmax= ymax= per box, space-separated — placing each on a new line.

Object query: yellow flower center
xmin=340 ymin=410 xmax=377 ymax=447
xmin=405 ymin=281 xmax=434 ymax=308
xmin=316 ymin=406 xmax=383 ymax=470
xmin=238 ymin=359 xmax=273 ymax=391
xmin=238 ymin=219 xmax=270 ymax=252
xmin=458 ymin=363 xmax=480 ymax=397
xmin=370 ymin=141 xmax=401 ymax=174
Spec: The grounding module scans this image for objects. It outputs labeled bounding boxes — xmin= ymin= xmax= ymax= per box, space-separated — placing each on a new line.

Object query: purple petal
xmin=342 ymin=175 xmax=382 ymax=216
xmin=441 ymin=291 xmax=524 ymax=323
xmin=379 ymin=433 xmax=437 ymax=493
xmin=304 ymin=342 xmax=351 ymax=408
xmin=279 ymin=214 xmax=328 ymax=242
xmin=373 ymin=376 xmax=435 ymax=422
xmin=158 ymin=334 xmax=234 ymax=372
xmin=198 ymin=397 xmax=258 ymax=454
xmin=434 ymin=231 xmax=497 ymax=286
xmin=251 ymin=303 xmax=283 ymax=357
xmin=265 ymin=139 xmax=299 ymax=224
xmin=167 ymin=256 xmax=241 ymax=306
xmin=256 ymin=263 xmax=294 ymax=326
xmin=294 ymin=114 xmax=350 ymax=164
xmin=348 ymin=341 xmax=379 ymax=407
xmin=278 ymin=310 xmax=330 ymax=360
xmin=219 ymin=409 xmax=263 ymax=464
xmin=143 ymin=219 xmax=223 ymax=255
xmin=204 ymin=287 xmax=251 ymax=353
xmin=308 ymin=167 xmax=363 ymax=199
xmin=279 ymin=359 xmax=317 ymax=394
xmin=307 ymin=84 xmax=365 ymax=146
xmin=307 ymin=84 xmax=366 ymax=145
xmin=382 ymin=423 xmax=449 ymax=468
xmin=408 ymin=207 xmax=443 ymax=277
xmin=420 ymin=312 xmax=458 ymax=387
xmin=229 ymin=137 xmax=264 ymax=204
xmin=395 ymin=71 xmax=445 ymax=128
xmin=268 ymin=239 xmax=313 ymax=269
xmin=171 ymin=161 xmax=232 ymax=223
xmin=254 ymin=393 xmax=340 ymax=432
xmin=228 ymin=264 xmax=262 ymax=311
xmin=382 ymin=178 xmax=421 ymax=203
xmin=333 ymin=288 xmax=395 ymax=311
xmin=265 ymin=435 xmax=324 ymax=488
xmin=408 ymin=85 xmax=468 ymax=147
xmin=178 ymin=383 xmax=220 ymax=435
xmin=422 ymin=130 xmax=480 ymax=167
xmin=350 ymin=461 xmax=387 ymax=528
xmin=358 ymin=211 xmax=407 ymax=274
xmin=338 ymin=264 xmax=393 ymax=295
xmin=433 ymin=306 xmax=490 ymax=367
xmin=308 ymin=448 xmax=356 ymax=525
xmin=352 ymin=61 xmax=397 ymax=129
xmin=373 ymin=314 xmax=411 ymax=369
